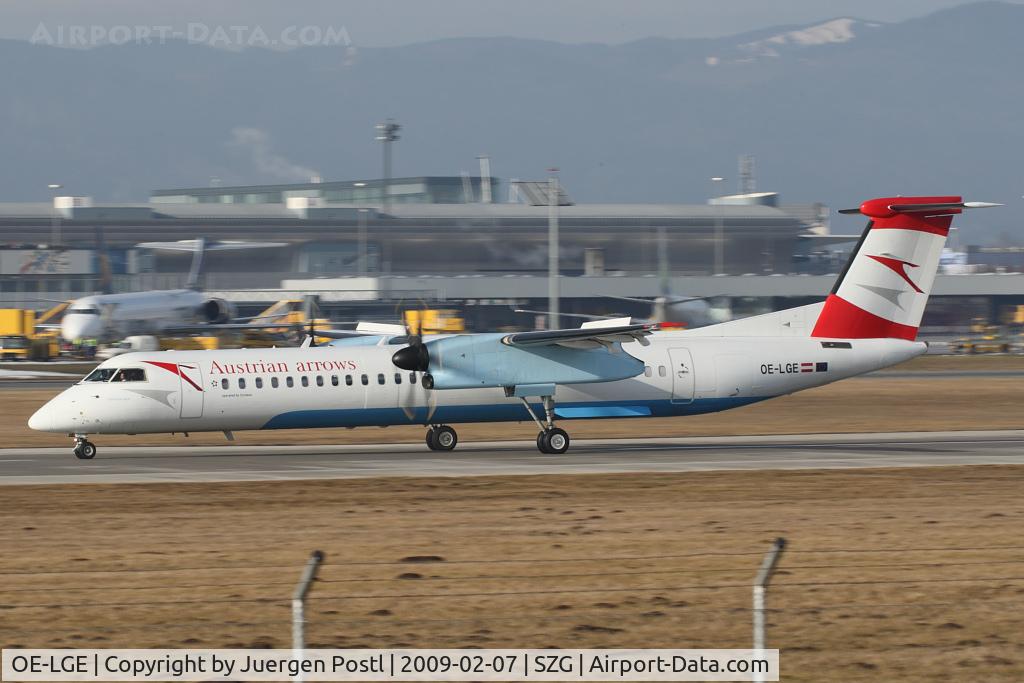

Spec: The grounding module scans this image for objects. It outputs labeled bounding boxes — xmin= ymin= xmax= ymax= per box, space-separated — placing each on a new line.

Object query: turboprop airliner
xmin=29 ymin=196 xmax=997 ymax=459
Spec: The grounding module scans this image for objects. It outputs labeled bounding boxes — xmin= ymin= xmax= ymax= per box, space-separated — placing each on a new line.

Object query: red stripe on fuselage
xmin=143 ymin=360 xmax=203 ymax=392
xmin=810 ymin=294 xmax=918 ymax=340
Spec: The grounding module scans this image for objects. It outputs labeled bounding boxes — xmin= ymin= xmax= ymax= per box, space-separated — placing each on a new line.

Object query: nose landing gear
xmin=426 ymin=425 xmax=458 ymax=451
xmin=73 ymin=435 xmax=97 ymax=460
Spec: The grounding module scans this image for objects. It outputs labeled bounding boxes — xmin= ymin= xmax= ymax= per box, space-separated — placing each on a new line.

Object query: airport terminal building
xmin=0 ymin=177 xmax=1012 ymax=328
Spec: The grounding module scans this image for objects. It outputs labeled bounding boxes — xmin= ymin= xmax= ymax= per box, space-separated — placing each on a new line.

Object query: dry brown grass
xmin=2 ymin=373 xmax=1022 ymax=448
xmin=2 ymin=468 xmax=1024 ymax=681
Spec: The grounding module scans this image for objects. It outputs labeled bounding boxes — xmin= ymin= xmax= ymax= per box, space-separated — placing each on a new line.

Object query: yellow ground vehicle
xmin=0 ymin=309 xmax=57 ymax=360
xmin=950 ymin=318 xmax=1014 ymax=354
xmin=404 ymin=309 xmax=465 ymax=334
xmin=238 ymin=299 xmax=333 ymax=346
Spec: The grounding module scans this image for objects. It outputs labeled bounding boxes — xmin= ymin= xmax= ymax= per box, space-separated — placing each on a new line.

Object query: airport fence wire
xmin=4 ymin=544 xmax=1024 ymax=652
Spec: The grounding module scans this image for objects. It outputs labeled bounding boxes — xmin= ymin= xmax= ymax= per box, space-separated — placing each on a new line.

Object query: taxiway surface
xmin=1 ymin=430 xmax=1023 ymax=484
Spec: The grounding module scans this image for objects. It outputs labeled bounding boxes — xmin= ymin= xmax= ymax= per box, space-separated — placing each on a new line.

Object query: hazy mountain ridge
xmin=0 ymin=1 xmax=1021 ymax=242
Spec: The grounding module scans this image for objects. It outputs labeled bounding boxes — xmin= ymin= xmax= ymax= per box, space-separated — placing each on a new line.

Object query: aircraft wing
xmin=162 ymin=322 xmax=373 ymax=340
xmin=161 ymin=322 xmax=306 ymax=335
xmin=136 ymin=240 xmax=286 ymax=251
xmin=605 ymin=294 xmax=713 ymax=305
xmin=501 ymin=323 xmax=654 ymax=349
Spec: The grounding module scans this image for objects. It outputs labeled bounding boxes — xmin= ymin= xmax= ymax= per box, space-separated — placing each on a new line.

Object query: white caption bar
xmin=2 ymin=649 xmax=779 ymax=682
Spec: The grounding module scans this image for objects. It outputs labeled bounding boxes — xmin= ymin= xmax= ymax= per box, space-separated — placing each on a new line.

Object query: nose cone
xmin=28 ymin=393 xmax=77 ymax=433
xmin=62 ymin=315 xmax=101 ymax=342
xmin=28 ymin=400 xmax=57 ymax=432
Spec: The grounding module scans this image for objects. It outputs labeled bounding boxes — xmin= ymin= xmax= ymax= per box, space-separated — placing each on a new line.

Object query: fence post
xmin=293 ymin=550 xmax=325 ymax=683
xmin=753 ymin=537 xmax=785 ymax=683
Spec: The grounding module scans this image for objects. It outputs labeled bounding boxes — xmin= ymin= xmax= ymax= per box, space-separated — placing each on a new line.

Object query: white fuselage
xmin=61 ymin=289 xmax=209 ymax=343
xmin=28 ymin=332 xmax=925 ymax=436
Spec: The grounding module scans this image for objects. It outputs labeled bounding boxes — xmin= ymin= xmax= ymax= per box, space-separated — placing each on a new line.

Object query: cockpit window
xmin=67 ymin=307 xmax=100 ymax=315
xmin=111 ymin=368 xmax=147 ymax=382
xmin=83 ymin=368 xmax=117 ymax=382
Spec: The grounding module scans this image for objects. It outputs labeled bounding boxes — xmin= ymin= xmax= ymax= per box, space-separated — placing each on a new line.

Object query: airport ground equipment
xmin=403 ymin=308 xmax=465 ymax=334
xmin=0 ymin=308 xmax=56 ymax=360
xmin=950 ymin=318 xmax=1016 ymax=354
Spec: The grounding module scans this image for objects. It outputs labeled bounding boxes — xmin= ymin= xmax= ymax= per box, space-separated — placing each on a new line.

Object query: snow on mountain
xmin=732 ymin=18 xmax=881 ymax=60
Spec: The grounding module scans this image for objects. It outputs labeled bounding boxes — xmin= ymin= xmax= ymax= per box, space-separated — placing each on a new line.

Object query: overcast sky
xmin=0 ymin=0 xmax=1011 ymax=47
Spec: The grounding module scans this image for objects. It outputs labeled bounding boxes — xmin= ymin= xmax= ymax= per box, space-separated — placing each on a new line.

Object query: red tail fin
xmin=811 ymin=196 xmax=991 ymax=340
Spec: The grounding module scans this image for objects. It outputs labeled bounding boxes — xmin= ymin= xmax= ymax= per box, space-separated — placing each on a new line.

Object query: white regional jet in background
xmin=59 ymin=238 xmax=284 ymax=343
xmin=30 ymin=196 xmax=998 ymax=460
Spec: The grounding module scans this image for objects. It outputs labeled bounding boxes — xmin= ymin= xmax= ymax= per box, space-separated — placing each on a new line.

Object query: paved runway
xmin=1 ymin=430 xmax=1023 ymax=485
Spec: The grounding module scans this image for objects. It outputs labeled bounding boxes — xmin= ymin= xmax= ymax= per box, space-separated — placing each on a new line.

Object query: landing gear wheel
xmin=74 ymin=441 xmax=97 ymax=460
xmin=426 ymin=425 xmax=458 ymax=451
xmin=433 ymin=425 xmax=458 ymax=451
xmin=537 ymin=428 xmax=570 ymax=455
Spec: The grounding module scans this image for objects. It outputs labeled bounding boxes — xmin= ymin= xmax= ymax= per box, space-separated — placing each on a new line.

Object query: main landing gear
xmin=73 ymin=435 xmax=97 ymax=460
xmin=426 ymin=425 xmax=458 ymax=451
xmin=520 ymin=395 xmax=571 ymax=454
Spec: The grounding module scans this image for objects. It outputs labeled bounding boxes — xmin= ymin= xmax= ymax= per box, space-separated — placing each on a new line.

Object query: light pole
xmin=547 ymin=169 xmax=560 ymax=330
xmin=375 ymin=119 xmax=401 ymax=212
xmin=710 ymin=176 xmax=725 ymax=276
xmin=48 ymin=183 xmax=63 ymax=247
xmin=357 ymin=207 xmax=369 ymax=277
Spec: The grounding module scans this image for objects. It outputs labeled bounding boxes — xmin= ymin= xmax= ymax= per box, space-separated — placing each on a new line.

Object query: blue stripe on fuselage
xmin=259 ymin=397 xmax=767 ymax=430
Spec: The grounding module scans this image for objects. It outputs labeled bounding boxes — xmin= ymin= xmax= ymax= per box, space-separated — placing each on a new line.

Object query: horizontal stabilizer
xmin=838 ymin=200 xmax=1002 ymax=216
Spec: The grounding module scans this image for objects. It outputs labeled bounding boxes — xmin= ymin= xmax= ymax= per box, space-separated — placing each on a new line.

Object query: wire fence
xmin=3 ymin=542 xmax=1024 ymax=648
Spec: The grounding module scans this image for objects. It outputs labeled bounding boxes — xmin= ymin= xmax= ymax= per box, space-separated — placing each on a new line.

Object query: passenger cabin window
xmin=83 ymin=368 xmax=117 ymax=383
xmin=395 ymin=373 xmax=402 ymax=385
xmin=377 ymin=373 xmax=386 ymax=385
xmin=301 ymin=376 xmax=309 ymax=387
xmin=346 ymin=375 xmax=353 ymax=386
xmin=644 ymin=366 xmax=652 ymax=378
xmin=255 ymin=377 xmax=263 ymax=389
xmin=658 ymin=366 xmax=667 ymax=377
xmin=316 ymin=376 xmax=324 ymax=387
xmin=409 ymin=372 xmax=417 ymax=385
xmin=361 ymin=374 xmax=368 ymax=386
xmin=271 ymin=377 xmax=279 ymax=389
xmin=238 ymin=378 xmax=246 ymax=389
xmin=331 ymin=375 xmax=339 ymax=387
xmin=286 ymin=377 xmax=294 ymax=388
xmin=221 ymin=378 xmax=229 ymax=390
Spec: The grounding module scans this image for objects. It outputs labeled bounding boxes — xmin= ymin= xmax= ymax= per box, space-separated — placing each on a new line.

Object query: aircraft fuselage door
xmin=669 ymin=348 xmax=695 ymax=404
xmin=177 ymin=362 xmax=204 ymax=418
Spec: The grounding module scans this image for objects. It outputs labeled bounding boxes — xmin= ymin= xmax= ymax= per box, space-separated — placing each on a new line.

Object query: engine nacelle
xmin=417 ymin=333 xmax=644 ymax=390
xmin=198 ymin=298 xmax=236 ymax=324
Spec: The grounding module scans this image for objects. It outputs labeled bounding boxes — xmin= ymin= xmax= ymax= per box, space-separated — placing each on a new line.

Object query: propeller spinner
xmin=391 ymin=312 xmax=433 ymax=386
